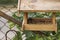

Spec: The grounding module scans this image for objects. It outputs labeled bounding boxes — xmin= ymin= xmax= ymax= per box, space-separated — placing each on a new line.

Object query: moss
xmin=0 ymin=0 xmax=18 ymax=4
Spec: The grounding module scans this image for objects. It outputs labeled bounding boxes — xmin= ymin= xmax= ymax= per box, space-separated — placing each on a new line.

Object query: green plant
xmin=0 ymin=0 xmax=18 ymax=4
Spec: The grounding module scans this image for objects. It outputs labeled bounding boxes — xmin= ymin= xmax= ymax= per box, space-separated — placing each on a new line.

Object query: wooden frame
xmin=18 ymin=0 xmax=58 ymax=32
xmin=22 ymin=12 xmax=57 ymax=32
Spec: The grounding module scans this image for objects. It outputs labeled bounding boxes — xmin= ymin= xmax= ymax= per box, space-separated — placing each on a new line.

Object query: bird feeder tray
xmin=21 ymin=13 xmax=57 ymax=32
xmin=24 ymin=18 xmax=57 ymax=31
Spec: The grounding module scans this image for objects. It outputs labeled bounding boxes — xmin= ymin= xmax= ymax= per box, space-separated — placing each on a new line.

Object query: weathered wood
xmin=22 ymin=13 xmax=57 ymax=31
xmin=19 ymin=10 xmax=60 ymax=12
xmin=18 ymin=0 xmax=21 ymax=10
xmin=24 ymin=12 xmax=28 ymax=24
xmin=18 ymin=0 xmax=58 ymax=32
xmin=52 ymin=12 xmax=57 ymax=32
xmin=24 ymin=24 xmax=57 ymax=31
xmin=22 ymin=12 xmax=28 ymax=30
xmin=18 ymin=0 xmax=60 ymax=12
xmin=28 ymin=18 xmax=52 ymax=24
xmin=0 ymin=11 xmax=22 ymax=26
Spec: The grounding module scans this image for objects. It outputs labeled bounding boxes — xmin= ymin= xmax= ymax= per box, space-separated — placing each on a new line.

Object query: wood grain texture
xmin=28 ymin=18 xmax=52 ymax=24
xmin=18 ymin=0 xmax=60 ymax=12
xmin=24 ymin=24 xmax=57 ymax=31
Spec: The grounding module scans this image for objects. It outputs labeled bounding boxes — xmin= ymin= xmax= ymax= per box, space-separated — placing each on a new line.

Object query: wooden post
xmin=52 ymin=12 xmax=57 ymax=32
xmin=18 ymin=0 xmax=21 ymax=17
xmin=18 ymin=0 xmax=21 ymax=10
xmin=22 ymin=12 xmax=28 ymax=31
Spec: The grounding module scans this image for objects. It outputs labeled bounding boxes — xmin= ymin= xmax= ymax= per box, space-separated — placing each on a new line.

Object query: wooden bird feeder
xmin=18 ymin=0 xmax=60 ymax=32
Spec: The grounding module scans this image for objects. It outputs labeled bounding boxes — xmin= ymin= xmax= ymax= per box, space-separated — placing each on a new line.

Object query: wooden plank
xmin=24 ymin=24 xmax=57 ymax=31
xmin=19 ymin=10 xmax=60 ymax=12
xmin=28 ymin=18 xmax=52 ymax=24
xmin=18 ymin=0 xmax=60 ymax=12
xmin=0 ymin=11 xmax=22 ymax=26
xmin=31 ymin=18 xmax=52 ymax=21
